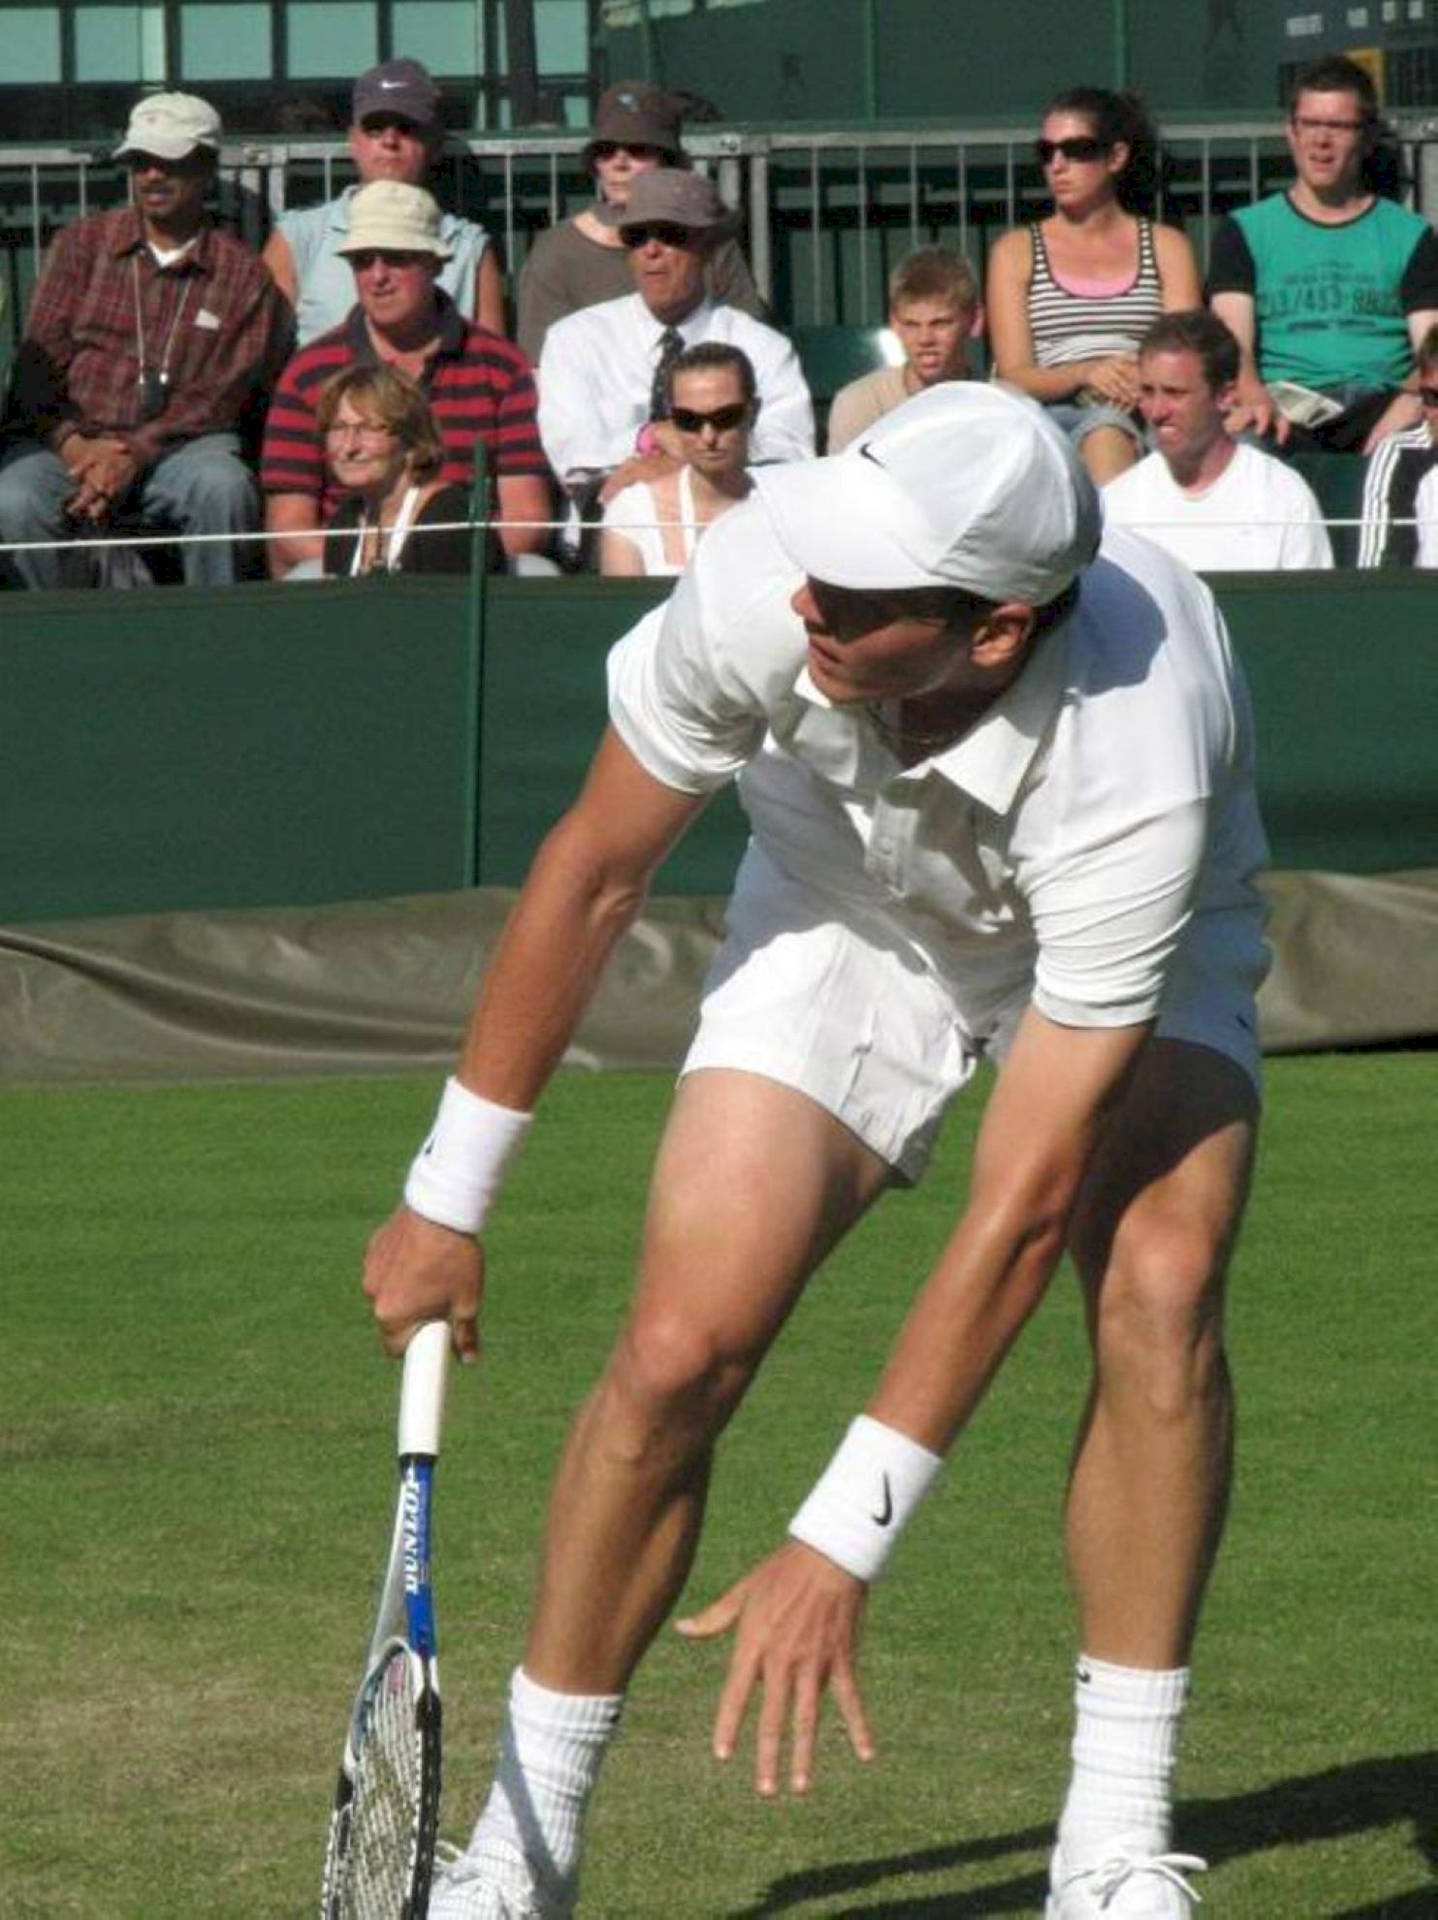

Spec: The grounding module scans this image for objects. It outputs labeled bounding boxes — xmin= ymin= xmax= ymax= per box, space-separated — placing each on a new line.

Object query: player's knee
xmin=605 ymin=1305 xmax=756 ymax=1452
xmin=1095 ymin=1221 xmax=1228 ymax=1418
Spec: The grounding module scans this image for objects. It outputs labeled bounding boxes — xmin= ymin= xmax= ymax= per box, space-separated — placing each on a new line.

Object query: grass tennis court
xmin=3 ymin=1053 xmax=1433 ymax=1917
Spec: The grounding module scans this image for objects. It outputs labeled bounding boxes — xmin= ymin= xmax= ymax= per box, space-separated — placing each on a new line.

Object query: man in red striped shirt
xmin=260 ymin=181 xmax=551 ymax=576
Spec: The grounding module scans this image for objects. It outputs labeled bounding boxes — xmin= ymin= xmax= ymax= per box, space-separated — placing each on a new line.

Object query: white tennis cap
xmin=755 ymin=381 xmax=1101 ymax=605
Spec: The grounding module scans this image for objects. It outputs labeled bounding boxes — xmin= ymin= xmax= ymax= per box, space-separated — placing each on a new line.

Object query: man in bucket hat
xmin=364 ymin=382 xmax=1268 ymax=1919
xmin=536 ymin=165 xmax=811 ymax=555
xmin=261 ymin=179 xmax=549 ymax=573
xmin=0 ymin=90 xmax=288 ymax=589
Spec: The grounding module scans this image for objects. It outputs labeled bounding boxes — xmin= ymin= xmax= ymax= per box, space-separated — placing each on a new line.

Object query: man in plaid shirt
xmin=0 ymin=92 xmax=289 ymax=589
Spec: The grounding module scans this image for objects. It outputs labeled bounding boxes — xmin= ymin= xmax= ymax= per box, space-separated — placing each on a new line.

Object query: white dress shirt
xmin=607 ymin=500 xmax=1269 ymax=1045
xmin=538 ymin=293 xmax=814 ymax=481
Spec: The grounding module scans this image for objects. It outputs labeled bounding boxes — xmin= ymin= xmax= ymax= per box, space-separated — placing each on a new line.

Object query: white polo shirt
xmin=607 ymin=500 xmax=1269 ymax=1046
xmin=537 ymin=293 xmax=815 ymax=481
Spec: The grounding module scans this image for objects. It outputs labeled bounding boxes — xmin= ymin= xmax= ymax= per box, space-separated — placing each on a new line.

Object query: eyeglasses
xmin=324 ymin=420 xmax=397 ymax=442
xmin=621 ymin=223 xmax=697 ymax=250
xmin=347 ymin=248 xmax=432 ymax=271
xmin=591 ymin=141 xmax=665 ymax=163
xmin=1291 ymin=115 xmax=1366 ymax=136
xmin=669 ymin=401 xmax=751 ymax=433
xmin=1035 ymin=136 xmax=1109 ymax=165
xmin=1418 ymin=385 xmax=1438 ymax=407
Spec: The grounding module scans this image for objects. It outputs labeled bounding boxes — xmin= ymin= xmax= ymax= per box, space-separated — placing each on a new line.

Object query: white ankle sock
xmin=464 ymin=1667 xmax=623 ymax=1907
xmin=1057 ymin=1655 xmax=1189 ymax=1860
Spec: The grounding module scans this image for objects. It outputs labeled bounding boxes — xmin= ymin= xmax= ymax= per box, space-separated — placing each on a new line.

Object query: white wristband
xmin=403 ymin=1077 xmax=532 ymax=1235
xmin=788 ymin=1414 xmax=943 ymax=1584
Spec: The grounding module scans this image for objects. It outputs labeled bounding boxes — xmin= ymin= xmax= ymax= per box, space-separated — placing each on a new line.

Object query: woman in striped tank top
xmin=986 ymin=89 xmax=1200 ymax=482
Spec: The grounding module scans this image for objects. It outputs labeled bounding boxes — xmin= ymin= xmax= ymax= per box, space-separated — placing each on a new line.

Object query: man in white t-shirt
xmin=363 ymin=384 xmax=1268 ymax=1920
xmin=1103 ymin=309 xmax=1333 ymax=570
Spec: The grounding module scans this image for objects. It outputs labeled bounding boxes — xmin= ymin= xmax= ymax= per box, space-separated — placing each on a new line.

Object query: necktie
xmin=649 ymin=326 xmax=685 ymax=421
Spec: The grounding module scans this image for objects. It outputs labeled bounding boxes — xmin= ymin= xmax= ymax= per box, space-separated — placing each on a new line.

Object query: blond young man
xmin=826 ymin=247 xmax=982 ymax=451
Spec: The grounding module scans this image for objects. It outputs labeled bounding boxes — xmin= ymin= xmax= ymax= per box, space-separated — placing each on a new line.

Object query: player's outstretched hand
xmin=674 ymin=1540 xmax=874 ymax=1797
xmin=362 ymin=1205 xmax=484 ymax=1363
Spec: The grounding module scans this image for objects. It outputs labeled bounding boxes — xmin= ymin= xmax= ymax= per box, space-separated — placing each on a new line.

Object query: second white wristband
xmin=403 ymin=1077 xmax=532 ymax=1235
xmin=788 ymin=1414 xmax=943 ymax=1584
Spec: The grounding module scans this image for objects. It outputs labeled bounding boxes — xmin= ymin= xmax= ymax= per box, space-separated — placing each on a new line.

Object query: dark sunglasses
xmin=621 ymin=222 xmax=697 ymax=250
xmin=1418 ymin=384 xmax=1438 ymax=406
xmin=591 ymin=140 xmax=666 ymax=163
xmin=669 ymin=401 xmax=751 ymax=433
xmin=347 ymin=248 xmax=431 ymax=270
xmin=1036 ymin=136 xmax=1110 ymax=165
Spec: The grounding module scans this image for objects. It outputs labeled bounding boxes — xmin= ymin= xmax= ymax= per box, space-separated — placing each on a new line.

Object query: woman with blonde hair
xmin=315 ymin=363 xmax=494 ymax=575
xmin=985 ymin=87 xmax=1201 ymax=483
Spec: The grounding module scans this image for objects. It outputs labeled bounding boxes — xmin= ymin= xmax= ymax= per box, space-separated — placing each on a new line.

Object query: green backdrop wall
xmin=0 ymin=568 xmax=1433 ymax=929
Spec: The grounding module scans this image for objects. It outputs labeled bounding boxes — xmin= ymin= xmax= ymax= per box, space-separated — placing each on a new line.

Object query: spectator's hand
xmin=674 ymin=1540 xmax=873 ymax=1796
xmin=362 ymin=1204 xmax=485 ymax=1363
xmin=65 ymin=436 xmax=140 ymax=523
xmin=1222 ymin=373 xmax=1287 ymax=446
xmin=1361 ymin=388 xmax=1423 ymax=455
xmin=1082 ymin=354 xmax=1141 ymax=413
xmin=599 ymin=449 xmax=682 ymax=505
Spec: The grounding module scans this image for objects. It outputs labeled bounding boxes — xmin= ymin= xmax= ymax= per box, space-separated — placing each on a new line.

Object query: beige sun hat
xmin=114 ymin=92 xmax=222 ymax=161
xmin=335 ymin=181 xmax=454 ymax=260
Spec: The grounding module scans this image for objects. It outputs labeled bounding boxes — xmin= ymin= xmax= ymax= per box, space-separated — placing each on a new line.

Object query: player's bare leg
xmin=432 ymin=1068 xmax=889 ymax=1916
xmin=1047 ymin=1037 xmax=1257 ymax=1914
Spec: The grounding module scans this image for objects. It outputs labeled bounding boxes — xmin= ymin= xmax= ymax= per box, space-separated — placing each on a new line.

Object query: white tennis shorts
xmin=682 ymin=845 xmax=1265 ymax=1183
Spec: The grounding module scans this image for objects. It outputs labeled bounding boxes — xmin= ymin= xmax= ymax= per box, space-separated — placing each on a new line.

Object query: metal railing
xmin=3 ymin=114 xmax=1436 ymax=348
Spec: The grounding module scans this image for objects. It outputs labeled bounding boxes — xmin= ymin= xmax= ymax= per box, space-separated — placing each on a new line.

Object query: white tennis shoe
xmin=1044 ymin=1832 xmax=1206 ymax=1916
xmin=428 ymin=1839 xmax=571 ymax=1919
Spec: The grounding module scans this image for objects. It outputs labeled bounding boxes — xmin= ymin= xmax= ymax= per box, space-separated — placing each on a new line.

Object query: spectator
xmin=260 ymin=181 xmax=550 ymax=578
xmin=985 ymin=87 xmax=1202 ymax=483
xmin=315 ymin=363 xmax=491 ymax=576
xmin=263 ymin=59 xmax=504 ymax=345
xmin=1103 ymin=309 xmax=1333 ymax=570
xmin=516 ymin=80 xmax=762 ymax=365
xmin=1357 ymin=321 xmax=1438 ymax=567
xmin=537 ymin=168 xmax=812 ymax=546
xmin=599 ymin=342 xmax=756 ymax=576
xmin=827 ymin=247 xmax=981 ymax=452
xmin=1208 ymin=55 xmax=1438 ymax=454
xmin=0 ymin=92 xmax=288 ymax=590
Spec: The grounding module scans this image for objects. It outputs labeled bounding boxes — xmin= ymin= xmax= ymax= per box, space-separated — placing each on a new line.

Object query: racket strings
xmin=343 ymin=1648 xmax=425 ymax=1915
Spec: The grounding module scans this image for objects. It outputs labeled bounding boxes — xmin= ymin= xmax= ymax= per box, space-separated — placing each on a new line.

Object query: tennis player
xmin=363 ymin=380 xmax=1268 ymax=1919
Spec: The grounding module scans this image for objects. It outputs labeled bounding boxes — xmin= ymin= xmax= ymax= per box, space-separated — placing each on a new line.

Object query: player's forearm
xmin=867 ymin=1185 xmax=1072 ymax=1455
xmin=453 ymin=812 xmax=657 ymax=1111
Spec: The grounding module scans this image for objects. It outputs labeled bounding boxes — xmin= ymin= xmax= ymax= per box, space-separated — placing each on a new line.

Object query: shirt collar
xmin=632 ymin=291 xmax=714 ymax=347
xmin=790 ymin=613 xmax=1073 ymax=812
xmin=108 ymin=205 xmax=213 ymax=269
xmin=343 ymin=287 xmax=466 ymax=363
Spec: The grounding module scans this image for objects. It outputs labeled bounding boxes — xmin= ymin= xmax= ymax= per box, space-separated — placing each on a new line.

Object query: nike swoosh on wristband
xmin=1077 ymin=1664 xmax=1093 ymax=1683
xmin=872 ymin=1473 xmax=894 ymax=1528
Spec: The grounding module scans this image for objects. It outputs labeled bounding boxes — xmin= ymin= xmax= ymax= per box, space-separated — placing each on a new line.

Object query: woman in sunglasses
xmin=599 ymin=343 xmax=757 ymax=576
xmin=516 ymin=80 xmax=763 ymax=365
xmin=986 ymin=87 xmax=1200 ymax=483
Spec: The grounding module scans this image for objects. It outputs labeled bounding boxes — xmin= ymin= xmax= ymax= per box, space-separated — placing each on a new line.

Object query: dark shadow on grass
xmin=729 ymin=1749 xmax=1437 ymax=1915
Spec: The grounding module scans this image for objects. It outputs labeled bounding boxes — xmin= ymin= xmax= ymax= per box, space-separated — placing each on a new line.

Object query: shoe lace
xmin=1079 ymin=1844 xmax=1207 ymax=1909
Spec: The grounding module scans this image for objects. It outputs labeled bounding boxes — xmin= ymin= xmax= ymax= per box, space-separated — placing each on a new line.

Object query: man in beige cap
xmin=362 ymin=382 xmax=1267 ymax=1919
xmin=0 ymin=91 xmax=288 ymax=588
xmin=536 ymin=166 xmax=811 ymax=559
xmin=261 ymin=179 xmax=550 ymax=574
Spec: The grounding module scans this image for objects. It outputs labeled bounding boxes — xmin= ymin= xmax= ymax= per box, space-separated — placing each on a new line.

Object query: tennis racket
xmin=321 ymin=1319 xmax=451 ymax=1919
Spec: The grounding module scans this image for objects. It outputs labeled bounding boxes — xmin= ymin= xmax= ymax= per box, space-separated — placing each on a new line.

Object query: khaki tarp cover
xmin=2 ymin=872 xmax=1434 ymax=1085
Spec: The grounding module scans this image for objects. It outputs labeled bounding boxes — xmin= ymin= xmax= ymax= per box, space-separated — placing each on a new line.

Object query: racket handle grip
xmin=398 ymin=1319 xmax=450 ymax=1459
